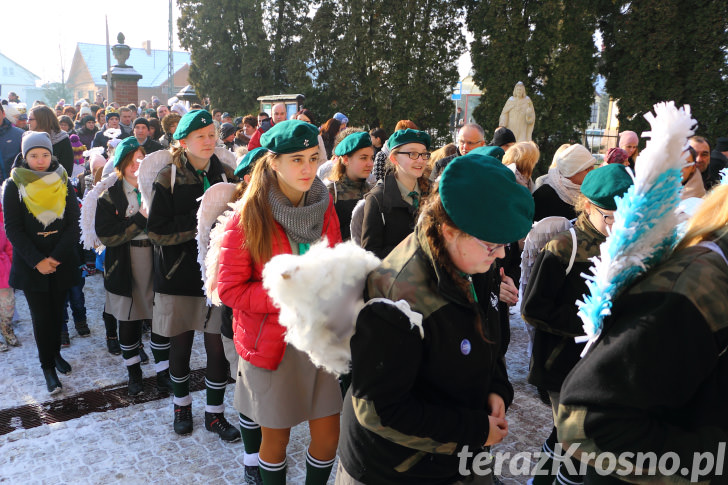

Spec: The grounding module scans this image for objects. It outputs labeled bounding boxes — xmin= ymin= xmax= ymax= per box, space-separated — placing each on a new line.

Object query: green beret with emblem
xmin=470 ymin=145 xmax=505 ymax=161
xmin=439 ymin=153 xmax=534 ymax=244
xmin=260 ymin=120 xmax=319 ymax=154
xmin=173 ymin=109 xmax=214 ymax=140
xmin=334 ymin=132 xmax=373 ymax=157
xmin=386 ymin=129 xmax=431 ymax=151
xmin=113 ymin=136 xmax=141 ymax=167
xmin=235 ymin=147 xmax=267 ymax=177
xmin=580 ymin=163 xmax=633 ymax=211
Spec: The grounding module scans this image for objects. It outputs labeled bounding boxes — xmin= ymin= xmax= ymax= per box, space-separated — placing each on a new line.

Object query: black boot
xmin=75 ymin=319 xmax=90 ymax=337
xmin=205 ymin=412 xmax=241 ymax=442
xmin=106 ymin=337 xmax=121 ymax=355
xmin=139 ymin=342 xmax=149 ymax=365
xmin=103 ymin=312 xmax=118 ymax=339
xmin=156 ymin=369 xmax=174 ymax=393
xmin=55 ymin=353 xmax=72 ymax=375
xmin=43 ymin=367 xmax=62 ymax=395
xmin=173 ymin=404 xmax=193 ymax=435
xmin=128 ymin=363 xmax=144 ymax=396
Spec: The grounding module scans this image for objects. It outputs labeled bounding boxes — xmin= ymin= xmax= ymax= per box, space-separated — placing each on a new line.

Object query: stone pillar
xmin=102 ymin=32 xmax=143 ymax=106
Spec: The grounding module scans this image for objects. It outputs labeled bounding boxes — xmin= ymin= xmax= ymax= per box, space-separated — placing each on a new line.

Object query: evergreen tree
xmin=598 ymin=0 xmax=728 ymax=140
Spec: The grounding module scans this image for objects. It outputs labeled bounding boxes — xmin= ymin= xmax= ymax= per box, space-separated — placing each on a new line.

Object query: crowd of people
xmin=0 ymin=91 xmax=727 ymax=485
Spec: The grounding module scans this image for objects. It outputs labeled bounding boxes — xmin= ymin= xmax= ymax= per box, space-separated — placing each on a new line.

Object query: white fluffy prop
xmin=137 ymin=150 xmax=173 ymax=211
xmin=195 ymin=183 xmax=237 ymax=304
xmin=214 ymin=146 xmax=237 ymax=171
xmin=262 ymin=240 xmax=381 ymax=375
xmin=80 ymin=172 xmax=118 ymax=252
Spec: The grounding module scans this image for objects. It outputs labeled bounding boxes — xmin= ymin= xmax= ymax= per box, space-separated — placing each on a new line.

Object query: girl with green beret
xmin=327 ymin=131 xmax=374 ymax=241
xmin=2 ymin=131 xmax=81 ymax=395
xmin=521 ymin=163 xmax=633 ymax=485
xmin=337 ymin=152 xmax=535 ymax=484
xmin=217 ymin=120 xmax=343 ymax=485
xmin=360 ymin=128 xmax=432 ymax=259
xmin=146 ymin=109 xmax=240 ymax=441
xmin=93 ymin=137 xmax=173 ymax=397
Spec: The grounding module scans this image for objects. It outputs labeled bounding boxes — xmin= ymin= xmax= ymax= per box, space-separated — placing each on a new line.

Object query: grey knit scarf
xmin=269 ymin=176 xmax=330 ymax=243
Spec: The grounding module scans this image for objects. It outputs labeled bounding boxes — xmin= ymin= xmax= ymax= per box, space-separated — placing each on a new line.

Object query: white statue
xmin=499 ymin=82 xmax=535 ymax=142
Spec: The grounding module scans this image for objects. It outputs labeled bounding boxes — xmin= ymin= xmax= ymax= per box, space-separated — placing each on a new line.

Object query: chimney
xmin=142 ymin=40 xmax=151 ymax=55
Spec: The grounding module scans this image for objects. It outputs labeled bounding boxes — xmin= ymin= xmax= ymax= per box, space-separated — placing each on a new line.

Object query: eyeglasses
xmin=397 ymin=151 xmax=431 ymax=160
xmin=472 ymin=238 xmax=507 ymax=256
xmin=28 ymin=118 xmax=35 ymax=121
xmin=458 ymin=139 xmax=484 ymax=147
xmin=594 ymin=206 xmax=615 ymax=225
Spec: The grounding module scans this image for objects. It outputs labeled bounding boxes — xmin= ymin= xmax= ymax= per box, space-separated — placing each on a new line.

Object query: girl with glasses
xmin=361 ymin=129 xmax=432 ymax=259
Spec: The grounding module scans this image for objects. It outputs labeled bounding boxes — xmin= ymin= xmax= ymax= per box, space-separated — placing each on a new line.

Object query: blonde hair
xmin=503 ymin=141 xmax=540 ymax=179
xmin=676 ymin=184 xmax=728 ymax=251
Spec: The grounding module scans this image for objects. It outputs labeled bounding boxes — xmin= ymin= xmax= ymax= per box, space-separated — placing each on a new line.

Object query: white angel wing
xmin=519 ymin=216 xmax=573 ymax=297
xmin=214 ymin=146 xmax=238 ymax=171
xmin=137 ymin=149 xmax=172 ymax=211
xmin=262 ymin=241 xmax=381 ymax=375
xmin=80 ymin=172 xmax=119 ymax=253
xmin=196 ymin=183 xmax=238 ymax=303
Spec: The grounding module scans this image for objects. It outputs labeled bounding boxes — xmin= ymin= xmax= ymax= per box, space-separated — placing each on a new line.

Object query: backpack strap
xmin=565 ymin=227 xmax=577 ymax=275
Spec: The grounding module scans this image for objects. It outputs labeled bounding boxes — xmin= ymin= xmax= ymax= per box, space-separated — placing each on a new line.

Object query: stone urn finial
xmin=112 ymin=32 xmax=131 ymax=67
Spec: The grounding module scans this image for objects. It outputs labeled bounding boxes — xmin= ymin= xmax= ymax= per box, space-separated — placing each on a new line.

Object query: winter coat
xmin=91 ymin=125 xmax=131 ymax=158
xmin=326 ymin=175 xmax=371 ymax=241
xmin=147 ymin=154 xmax=236 ymax=296
xmin=361 ymin=172 xmax=425 ymax=260
xmin=217 ymin=196 xmax=342 ymax=370
xmin=521 ymin=214 xmax=605 ymax=392
xmin=0 ymin=204 xmax=12 ymax=289
xmin=2 ymin=159 xmax=81 ymax=292
xmin=76 ymin=126 xmax=98 ymax=154
xmin=706 ymin=149 xmax=728 ymax=189
xmin=339 ymin=227 xmax=512 ymax=484
xmin=557 ymin=233 xmax=728 ymax=484
xmin=0 ymin=118 xmax=24 ymax=181
xmin=49 ymin=131 xmax=74 ymax=177
xmin=95 ymin=178 xmax=148 ymax=297
xmin=140 ymin=137 xmax=164 ymax=155
xmin=532 ymin=183 xmax=576 ymax=222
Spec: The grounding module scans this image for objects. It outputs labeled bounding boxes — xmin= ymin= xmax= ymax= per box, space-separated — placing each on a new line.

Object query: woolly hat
xmin=716 ymin=137 xmax=728 ymax=152
xmin=618 ymin=130 xmax=639 ymax=147
xmin=80 ymin=106 xmax=92 ymax=116
xmin=81 ymin=115 xmax=96 ymax=126
xmin=21 ymin=131 xmax=53 ymax=158
xmin=387 ymin=129 xmax=431 ymax=151
xmin=439 ymin=153 xmax=535 ymax=243
xmin=113 ymin=137 xmax=141 ymax=167
xmin=70 ymin=134 xmax=85 ymax=165
xmin=220 ymin=123 xmax=237 ymax=140
xmin=132 ymin=117 xmax=149 ymax=129
xmin=174 ymin=109 xmax=213 ymax=140
xmin=490 ymin=127 xmax=516 ymax=147
xmin=555 ymin=144 xmax=596 ymax=177
xmin=235 ymin=147 xmax=266 ymax=177
xmin=260 ymin=120 xmax=319 ymax=154
xmin=605 ymin=147 xmax=629 ymax=166
xmin=334 ymin=132 xmax=372 ymax=156
xmin=105 ymin=108 xmax=120 ymax=121
xmin=233 ymin=116 xmax=243 ymax=127
xmin=581 ymin=163 xmax=633 ymax=210
xmin=333 ymin=112 xmax=348 ymax=124
xmin=470 ymin=145 xmax=506 ymax=161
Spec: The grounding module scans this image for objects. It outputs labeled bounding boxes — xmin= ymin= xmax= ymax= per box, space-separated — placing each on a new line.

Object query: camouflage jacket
xmin=147 ymin=154 xmax=236 ymax=296
xmin=326 ymin=175 xmax=371 ymax=241
xmin=557 ymin=233 xmax=728 ymax=484
xmin=339 ymin=227 xmax=511 ymax=484
xmin=522 ymin=214 xmax=605 ymax=391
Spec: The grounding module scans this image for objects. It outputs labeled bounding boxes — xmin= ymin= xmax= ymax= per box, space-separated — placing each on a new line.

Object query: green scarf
xmin=11 ymin=165 xmax=68 ymax=228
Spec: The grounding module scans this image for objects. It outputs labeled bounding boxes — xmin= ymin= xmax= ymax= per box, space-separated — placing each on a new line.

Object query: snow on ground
xmin=0 ymin=273 xmax=551 ymax=484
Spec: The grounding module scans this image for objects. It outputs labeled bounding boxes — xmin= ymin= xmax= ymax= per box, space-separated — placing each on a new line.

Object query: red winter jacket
xmin=0 ymin=204 xmax=13 ymax=289
xmin=217 ymin=195 xmax=342 ymax=370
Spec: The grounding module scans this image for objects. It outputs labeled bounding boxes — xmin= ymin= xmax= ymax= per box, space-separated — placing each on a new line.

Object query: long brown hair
xmin=418 ymin=193 xmax=490 ymax=342
xmin=238 ymin=152 xmax=282 ymax=264
xmin=30 ymin=105 xmax=61 ymax=134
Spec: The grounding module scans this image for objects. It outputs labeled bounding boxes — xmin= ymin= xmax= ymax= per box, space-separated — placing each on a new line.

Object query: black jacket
xmin=361 ymin=173 xmax=423 ymax=260
xmin=2 ymin=159 xmax=81 ymax=292
xmin=91 ymin=126 xmax=131 ymax=158
xmin=147 ymin=154 xmax=236 ymax=296
xmin=339 ymin=228 xmax=511 ymax=484
xmin=141 ymin=137 xmax=164 ymax=155
xmin=52 ymin=136 xmax=75 ymax=177
xmin=95 ymin=178 xmax=148 ymax=297
xmin=532 ymin=183 xmax=576 ymax=222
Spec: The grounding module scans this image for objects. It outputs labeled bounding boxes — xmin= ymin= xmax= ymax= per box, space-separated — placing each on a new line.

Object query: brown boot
xmin=0 ymin=320 xmax=18 ymax=347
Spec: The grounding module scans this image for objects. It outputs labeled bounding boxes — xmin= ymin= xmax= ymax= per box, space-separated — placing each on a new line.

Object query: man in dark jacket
xmin=0 ymin=104 xmax=23 ymax=180
xmin=91 ymin=110 xmax=129 ymax=157
xmin=707 ymin=136 xmax=728 ymax=187
xmin=131 ymin=118 xmax=163 ymax=154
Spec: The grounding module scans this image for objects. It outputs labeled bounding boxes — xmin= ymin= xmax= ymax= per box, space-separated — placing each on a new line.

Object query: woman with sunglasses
xmin=337 ymin=152 xmax=535 ymax=484
xmin=361 ymin=129 xmax=432 ymax=259
xmin=521 ymin=163 xmax=633 ymax=485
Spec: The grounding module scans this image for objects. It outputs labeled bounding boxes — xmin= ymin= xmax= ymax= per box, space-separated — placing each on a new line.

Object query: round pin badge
xmin=460 ymin=339 xmax=471 ymax=356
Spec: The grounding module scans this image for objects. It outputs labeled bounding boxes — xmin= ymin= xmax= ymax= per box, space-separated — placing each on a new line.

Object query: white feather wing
xmin=80 ymin=173 xmax=119 ymax=253
xmin=214 ymin=147 xmax=237 ymax=171
xmin=138 ymin=150 xmax=172 ymax=211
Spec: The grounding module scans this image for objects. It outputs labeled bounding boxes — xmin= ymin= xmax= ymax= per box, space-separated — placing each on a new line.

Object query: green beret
xmin=470 ymin=145 xmax=505 ymax=161
xmin=113 ymin=137 xmax=141 ymax=167
xmin=260 ymin=120 xmax=319 ymax=154
xmin=387 ymin=129 xmax=431 ymax=151
xmin=440 ymin=153 xmax=534 ymax=243
xmin=235 ymin=147 xmax=267 ymax=177
xmin=173 ymin=109 xmax=214 ymax=140
xmin=580 ymin=163 xmax=633 ymax=210
xmin=334 ymin=132 xmax=372 ymax=157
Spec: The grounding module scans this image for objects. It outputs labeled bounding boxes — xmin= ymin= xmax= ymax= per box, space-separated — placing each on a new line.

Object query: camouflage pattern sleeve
xmin=146 ymin=167 xmax=197 ymax=246
xmin=95 ymin=191 xmax=146 ymax=248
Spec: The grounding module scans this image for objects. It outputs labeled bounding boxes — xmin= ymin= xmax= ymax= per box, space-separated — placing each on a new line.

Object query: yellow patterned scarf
xmin=11 ymin=165 xmax=68 ymax=228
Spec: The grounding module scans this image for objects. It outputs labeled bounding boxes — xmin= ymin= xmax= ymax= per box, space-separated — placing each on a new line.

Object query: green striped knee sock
xmin=305 ymin=449 xmax=335 ymax=485
xmin=258 ymin=457 xmax=286 ymax=485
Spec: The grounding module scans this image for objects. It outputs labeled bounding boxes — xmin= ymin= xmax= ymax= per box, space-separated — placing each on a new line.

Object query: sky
xmin=3 ymin=0 xmax=472 ymax=86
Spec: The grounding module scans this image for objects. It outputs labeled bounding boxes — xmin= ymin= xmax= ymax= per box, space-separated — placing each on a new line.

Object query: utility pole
xmin=168 ymin=0 xmax=174 ymax=100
